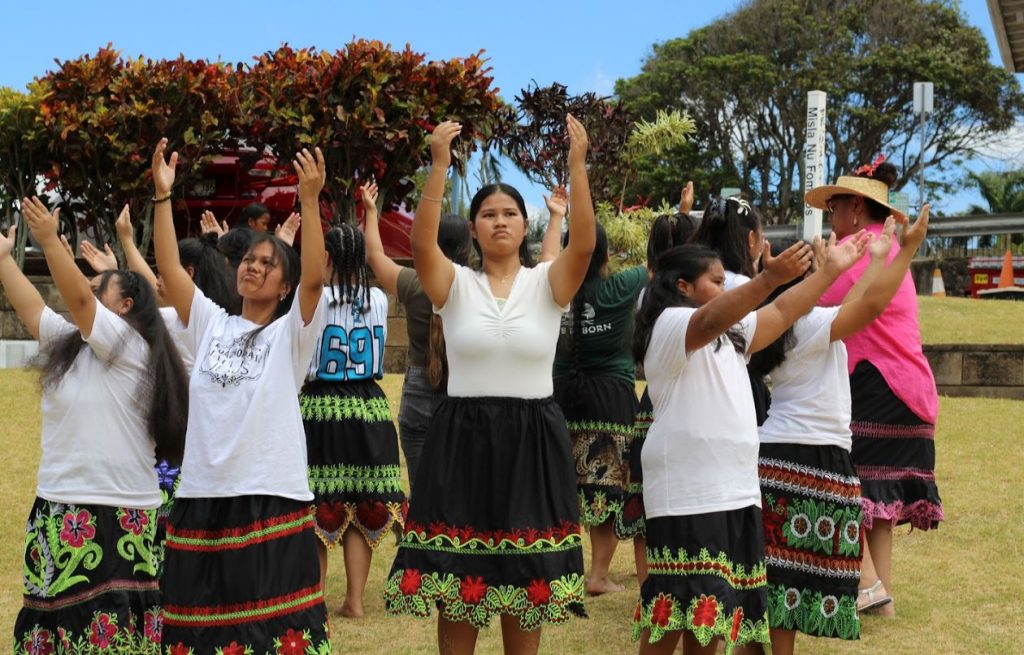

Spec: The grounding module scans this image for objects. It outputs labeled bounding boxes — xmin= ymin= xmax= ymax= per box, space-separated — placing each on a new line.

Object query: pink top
xmin=818 ymin=222 xmax=938 ymax=424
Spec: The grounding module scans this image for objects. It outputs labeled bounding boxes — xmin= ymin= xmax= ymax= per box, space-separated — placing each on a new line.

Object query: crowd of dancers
xmin=4 ymin=116 xmax=942 ymax=655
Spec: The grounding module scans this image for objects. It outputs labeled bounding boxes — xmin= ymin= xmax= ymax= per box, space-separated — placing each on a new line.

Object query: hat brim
xmin=804 ymin=184 xmax=895 ymax=212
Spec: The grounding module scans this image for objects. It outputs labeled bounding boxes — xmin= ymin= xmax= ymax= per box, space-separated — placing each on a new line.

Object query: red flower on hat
xmin=854 ymin=154 xmax=887 ymax=177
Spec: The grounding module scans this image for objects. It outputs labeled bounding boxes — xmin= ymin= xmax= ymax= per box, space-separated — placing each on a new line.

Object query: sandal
xmin=857 ymin=580 xmax=893 ymax=613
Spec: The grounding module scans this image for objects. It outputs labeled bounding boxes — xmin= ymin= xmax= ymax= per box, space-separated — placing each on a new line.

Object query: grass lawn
xmin=2 ymin=364 xmax=1023 ymax=654
xmin=918 ymin=296 xmax=1024 ymax=344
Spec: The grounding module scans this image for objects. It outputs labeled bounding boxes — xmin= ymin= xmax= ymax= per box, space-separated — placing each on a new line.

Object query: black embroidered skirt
xmin=14 ymin=498 xmax=162 ymax=655
xmin=161 ymin=495 xmax=330 ymax=655
xmin=619 ymin=386 xmax=653 ymax=540
xmin=553 ymin=374 xmax=637 ymax=537
xmin=301 ymin=379 xmax=406 ymax=550
xmin=632 ymin=508 xmax=770 ymax=653
xmin=384 ymin=396 xmax=587 ymax=630
xmin=849 ymin=361 xmax=943 ymax=530
xmin=759 ymin=443 xmax=862 ymax=640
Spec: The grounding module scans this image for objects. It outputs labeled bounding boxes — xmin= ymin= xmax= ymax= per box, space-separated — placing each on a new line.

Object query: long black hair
xmin=218 ymin=226 xmax=258 ymax=271
xmin=324 ymin=223 xmax=371 ymax=311
xmin=38 ymin=270 xmax=189 ymax=464
xmin=633 ymin=245 xmax=746 ymax=364
xmin=427 ymin=215 xmax=472 ymax=391
xmin=648 ymin=212 xmax=697 ymax=265
xmin=747 ymin=238 xmax=806 ymax=377
xmin=690 ymin=197 xmax=762 ymax=278
xmin=179 ymin=234 xmax=240 ymax=314
xmin=468 ymin=183 xmax=535 ymax=268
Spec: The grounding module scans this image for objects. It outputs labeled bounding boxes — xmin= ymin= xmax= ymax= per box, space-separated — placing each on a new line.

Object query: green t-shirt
xmin=396 ymin=267 xmax=432 ymax=368
xmin=553 ymin=265 xmax=648 ymax=383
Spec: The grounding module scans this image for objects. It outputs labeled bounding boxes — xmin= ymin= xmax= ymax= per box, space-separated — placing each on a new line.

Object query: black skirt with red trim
xmin=384 ymin=396 xmax=587 ymax=631
xmin=849 ymin=361 xmax=943 ymax=530
xmin=161 ymin=495 xmax=330 ymax=655
xmin=619 ymin=386 xmax=653 ymax=539
xmin=301 ymin=379 xmax=407 ymax=550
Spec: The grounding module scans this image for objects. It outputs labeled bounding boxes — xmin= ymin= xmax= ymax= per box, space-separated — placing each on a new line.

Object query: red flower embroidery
xmin=460 ymin=576 xmax=488 ymax=604
xmin=761 ymin=500 xmax=787 ymax=546
xmin=60 ymin=510 xmax=96 ymax=548
xmin=691 ymin=594 xmax=719 ymax=628
xmin=651 ymin=594 xmax=675 ymax=628
xmin=221 ymin=641 xmax=246 ymax=655
xmin=315 ymin=501 xmax=347 ymax=535
xmin=623 ymin=496 xmax=644 ymax=523
xmin=169 ymin=642 xmax=191 ymax=655
xmin=118 ymin=508 xmax=149 ymax=536
xmin=526 ymin=579 xmax=551 ymax=606
xmin=399 ymin=569 xmax=422 ymax=595
xmin=23 ymin=627 xmax=53 ymax=655
xmin=633 ymin=601 xmax=642 ymax=623
xmin=730 ymin=607 xmax=744 ymax=641
xmin=89 ymin=613 xmax=117 ymax=648
xmin=144 ymin=609 xmax=162 ymax=642
xmin=277 ymin=629 xmax=308 ymax=655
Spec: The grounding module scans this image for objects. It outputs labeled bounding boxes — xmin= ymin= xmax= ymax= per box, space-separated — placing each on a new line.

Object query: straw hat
xmin=804 ymin=175 xmax=894 ymax=212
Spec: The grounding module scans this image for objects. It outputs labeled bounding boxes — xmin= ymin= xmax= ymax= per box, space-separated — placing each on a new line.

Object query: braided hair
xmin=324 ymin=224 xmax=371 ymax=313
xmin=38 ymin=270 xmax=189 ymax=464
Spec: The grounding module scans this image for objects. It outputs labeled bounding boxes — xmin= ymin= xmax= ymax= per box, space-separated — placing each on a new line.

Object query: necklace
xmin=487 ymin=267 xmax=520 ymax=287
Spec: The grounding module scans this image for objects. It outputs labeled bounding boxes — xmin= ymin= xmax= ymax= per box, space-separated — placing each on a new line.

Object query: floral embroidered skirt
xmin=154 ymin=459 xmax=180 ymax=578
xmin=759 ymin=443 xmax=863 ymax=640
xmin=632 ymin=508 xmax=770 ymax=653
xmin=553 ymin=374 xmax=638 ymax=537
xmin=850 ymin=361 xmax=943 ymax=530
xmin=301 ymin=379 xmax=407 ymax=550
xmin=161 ymin=495 xmax=330 ymax=655
xmin=14 ymin=497 xmax=162 ymax=655
xmin=384 ymin=396 xmax=587 ymax=631
xmin=619 ymin=386 xmax=653 ymax=540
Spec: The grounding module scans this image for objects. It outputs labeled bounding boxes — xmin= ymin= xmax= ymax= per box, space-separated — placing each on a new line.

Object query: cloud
xmin=581 ymin=65 xmax=615 ymax=96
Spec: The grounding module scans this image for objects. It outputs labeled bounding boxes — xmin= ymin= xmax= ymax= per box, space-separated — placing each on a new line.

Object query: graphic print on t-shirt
xmin=560 ymin=302 xmax=612 ymax=336
xmin=199 ymin=335 xmax=271 ymax=387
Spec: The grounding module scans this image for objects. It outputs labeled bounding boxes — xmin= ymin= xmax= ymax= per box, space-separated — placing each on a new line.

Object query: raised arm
xmin=275 ymin=212 xmax=301 ymax=247
xmin=0 ymin=226 xmax=45 ymax=339
xmin=411 ymin=121 xmax=461 ymax=308
xmin=831 ymin=207 xmax=929 ymax=341
xmin=293 ymin=148 xmax=327 ymax=324
xmin=841 ymin=215 xmax=898 ymax=304
xmin=114 ymin=204 xmax=159 ymax=291
xmin=22 ymin=197 xmax=99 ymax=337
xmin=749 ymin=231 xmax=870 ymax=353
xmin=359 ymin=181 xmax=403 ymax=295
xmin=685 ymin=241 xmax=814 ymax=353
xmin=549 ymin=115 xmax=597 ymax=306
xmin=539 ymin=185 xmax=567 ymax=263
xmin=151 ymin=139 xmax=196 ymax=325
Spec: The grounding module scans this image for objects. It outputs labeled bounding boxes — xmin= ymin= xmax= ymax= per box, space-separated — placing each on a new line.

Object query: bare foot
xmin=338 ymin=600 xmax=364 ymax=618
xmin=585 ymin=577 xmax=625 ymax=596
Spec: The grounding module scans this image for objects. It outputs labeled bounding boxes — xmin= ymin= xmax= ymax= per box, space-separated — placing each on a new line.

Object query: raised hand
xmin=761 ymin=240 xmax=814 ymax=287
xmin=114 ymin=204 xmax=134 ymax=243
xmin=294 ymin=147 xmax=326 ymax=203
xmin=275 ymin=212 xmax=301 ymax=246
xmin=679 ymin=181 xmax=695 ymax=214
xmin=900 ymin=204 xmax=930 ymax=251
xmin=543 ymin=185 xmax=568 ymax=218
xmin=812 ymin=235 xmax=827 ymax=272
xmin=59 ymin=235 xmax=75 ymax=260
xmin=868 ymin=217 xmax=896 ymax=262
xmin=429 ymin=121 xmax=462 ymax=170
xmin=80 ymin=240 xmax=117 ymax=273
xmin=360 ymin=182 xmax=379 ymax=214
xmin=21 ymin=197 xmax=60 ymax=246
xmin=824 ymin=229 xmax=871 ymax=276
xmin=152 ymin=138 xmax=177 ymax=196
xmin=566 ymin=114 xmax=589 ymax=171
xmin=0 ymin=225 xmax=15 ymax=261
xmin=200 ymin=210 xmax=228 ymax=237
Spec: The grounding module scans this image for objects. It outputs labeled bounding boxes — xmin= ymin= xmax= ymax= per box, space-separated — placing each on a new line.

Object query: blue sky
xmin=0 ymin=0 xmax=1016 ymax=214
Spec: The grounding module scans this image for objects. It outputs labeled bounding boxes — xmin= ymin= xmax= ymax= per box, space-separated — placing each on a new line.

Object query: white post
xmin=913 ymin=82 xmax=934 ymax=211
xmin=803 ymin=91 xmax=828 ymax=241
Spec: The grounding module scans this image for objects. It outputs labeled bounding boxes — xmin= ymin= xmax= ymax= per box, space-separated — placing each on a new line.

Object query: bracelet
xmin=152 ymin=193 xmax=172 ymax=204
xmin=420 ymin=194 xmax=443 ymax=203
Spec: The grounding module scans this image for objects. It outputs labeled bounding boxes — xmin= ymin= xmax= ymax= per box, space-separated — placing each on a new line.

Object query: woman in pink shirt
xmin=806 ymin=159 xmax=943 ymax=617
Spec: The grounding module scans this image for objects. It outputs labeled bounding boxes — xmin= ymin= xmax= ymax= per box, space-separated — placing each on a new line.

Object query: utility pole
xmin=913 ymin=82 xmax=934 ymax=211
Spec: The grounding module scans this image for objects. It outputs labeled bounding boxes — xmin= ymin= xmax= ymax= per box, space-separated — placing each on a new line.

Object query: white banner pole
xmin=803 ymin=91 xmax=828 ymax=241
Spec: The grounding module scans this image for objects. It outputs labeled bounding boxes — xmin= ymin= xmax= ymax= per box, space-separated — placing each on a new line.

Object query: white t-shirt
xmin=36 ymin=306 xmax=161 ymax=509
xmin=642 ymin=307 xmax=760 ymax=518
xmin=759 ymin=307 xmax=852 ymax=450
xmin=176 ymin=288 xmax=326 ymax=501
xmin=160 ymin=306 xmax=194 ymax=373
xmin=437 ymin=261 xmax=567 ymax=398
xmin=306 ymin=286 xmax=388 ymax=382
xmin=724 ymin=271 xmax=752 ymax=291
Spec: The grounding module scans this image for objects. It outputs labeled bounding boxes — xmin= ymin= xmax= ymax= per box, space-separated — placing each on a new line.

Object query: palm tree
xmin=967 ymin=171 xmax=1024 ymax=252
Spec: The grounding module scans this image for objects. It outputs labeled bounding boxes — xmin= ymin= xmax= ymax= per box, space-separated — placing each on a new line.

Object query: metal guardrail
xmin=762 ymin=213 xmax=1024 ymax=240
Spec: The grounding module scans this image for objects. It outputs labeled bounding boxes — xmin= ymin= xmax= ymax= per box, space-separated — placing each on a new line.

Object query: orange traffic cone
xmin=997 ymin=249 xmax=1014 ymax=288
xmin=931 ymin=268 xmax=946 ymax=297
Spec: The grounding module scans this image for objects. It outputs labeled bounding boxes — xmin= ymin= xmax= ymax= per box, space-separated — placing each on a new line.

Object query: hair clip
xmin=854 ymin=154 xmax=887 ymax=177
